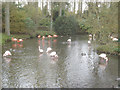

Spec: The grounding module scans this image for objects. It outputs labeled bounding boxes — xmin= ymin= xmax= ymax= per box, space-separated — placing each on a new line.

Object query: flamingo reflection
xmin=12 ymin=44 xmax=17 ymax=48
xmin=18 ymin=44 xmax=23 ymax=48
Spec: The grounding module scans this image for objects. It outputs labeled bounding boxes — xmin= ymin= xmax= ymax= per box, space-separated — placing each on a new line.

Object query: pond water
xmin=2 ymin=35 xmax=118 ymax=88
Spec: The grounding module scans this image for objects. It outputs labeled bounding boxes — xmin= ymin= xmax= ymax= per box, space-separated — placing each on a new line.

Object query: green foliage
xmin=24 ymin=17 xmax=35 ymax=30
xmin=36 ymin=31 xmax=56 ymax=36
xmin=39 ymin=18 xmax=50 ymax=27
xmin=1 ymin=33 xmax=11 ymax=45
xmin=97 ymin=42 xmax=118 ymax=54
xmin=54 ymin=16 xmax=79 ymax=35
xmin=10 ymin=4 xmax=27 ymax=34
xmin=53 ymin=9 xmax=59 ymax=22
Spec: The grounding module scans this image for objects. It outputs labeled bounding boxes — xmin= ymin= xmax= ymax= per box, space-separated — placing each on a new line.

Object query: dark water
xmin=2 ymin=35 xmax=118 ymax=88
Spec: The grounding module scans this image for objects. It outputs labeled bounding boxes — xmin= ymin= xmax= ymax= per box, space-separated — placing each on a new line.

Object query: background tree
xmin=5 ymin=2 xmax=10 ymax=36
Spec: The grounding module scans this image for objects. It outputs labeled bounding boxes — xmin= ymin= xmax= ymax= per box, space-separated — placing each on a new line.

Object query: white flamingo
xmin=99 ymin=53 xmax=106 ymax=58
xmin=112 ymin=38 xmax=118 ymax=41
xmin=46 ymin=47 xmax=52 ymax=53
xmin=89 ymin=34 xmax=92 ymax=37
xmin=50 ymin=51 xmax=57 ymax=57
xmin=38 ymin=46 xmax=43 ymax=53
xmin=3 ymin=50 xmax=12 ymax=57
xmin=67 ymin=39 xmax=71 ymax=42
xmin=99 ymin=53 xmax=108 ymax=62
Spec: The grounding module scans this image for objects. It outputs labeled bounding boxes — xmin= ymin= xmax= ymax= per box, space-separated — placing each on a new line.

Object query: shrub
xmin=54 ymin=16 xmax=79 ymax=35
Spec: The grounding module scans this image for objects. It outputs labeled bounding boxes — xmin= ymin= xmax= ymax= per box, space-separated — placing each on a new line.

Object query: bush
xmin=1 ymin=33 xmax=11 ymax=45
xmin=54 ymin=16 xmax=79 ymax=35
xmin=97 ymin=43 xmax=118 ymax=54
xmin=36 ymin=31 xmax=56 ymax=36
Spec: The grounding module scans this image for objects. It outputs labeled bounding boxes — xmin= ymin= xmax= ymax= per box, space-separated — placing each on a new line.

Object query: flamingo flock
xmin=37 ymin=34 xmax=58 ymax=39
xmin=38 ymin=45 xmax=58 ymax=60
xmin=11 ymin=37 xmax=23 ymax=44
xmin=37 ymin=34 xmax=59 ymax=60
xmin=3 ymin=34 xmax=110 ymax=64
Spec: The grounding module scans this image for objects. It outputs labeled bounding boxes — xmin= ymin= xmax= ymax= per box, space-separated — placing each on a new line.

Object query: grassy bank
xmin=1 ymin=31 xmax=56 ymax=45
xmin=36 ymin=31 xmax=56 ymax=36
xmin=96 ymin=42 xmax=120 ymax=55
xmin=0 ymin=33 xmax=11 ymax=45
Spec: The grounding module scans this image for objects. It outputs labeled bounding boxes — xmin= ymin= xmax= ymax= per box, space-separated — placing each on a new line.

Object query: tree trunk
xmin=59 ymin=3 xmax=62 ymax=16
xmin=5 ymin=2 xmax=10 ymax=36
xmin=0 ymin=1 xmax=2 ymax=33
xmin=50 ymin=2 xmax=52 ymax=31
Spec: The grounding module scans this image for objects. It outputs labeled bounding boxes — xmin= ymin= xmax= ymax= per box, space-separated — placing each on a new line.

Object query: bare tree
xmin=0 ymin=1 xmax=2 ymax=33
xmin=5 ymin=2 xmax=10 ymax=36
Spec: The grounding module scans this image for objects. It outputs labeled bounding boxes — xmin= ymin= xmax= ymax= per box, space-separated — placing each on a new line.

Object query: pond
xmin=2 ymin=35 xmax=118 ymax=88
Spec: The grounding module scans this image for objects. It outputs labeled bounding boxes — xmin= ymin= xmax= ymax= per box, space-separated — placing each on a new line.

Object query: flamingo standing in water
xmin=48 ymin=35 xmax=52 ymax=38
xmin=17 ymin=39 xmax=23 ymax=44
xmin=99 ymin=53 xmax=108 ymax=62
xmin=53 ymin=35 xmax=58 ymax=38
xmin=112 ymin=38 xmax=118 ymax=41
xmin=11 ymin=37 xmax=17 ymax=44
xmin=38 ymin=35 xmax=41 ymax=38
xmin=3 ymin=50 xmax=12 ymax=57
xmin=89 ymin=34 xmax=92 ymax=37
xmin=50 ymin=51 xmax=58 ymax=59
xmin=42 ymin=36 xmax=45 ymax=39
xmin=67 ymin=39 xmax=71 ymax=42
xmin=50 ymin=51 xmax=57 ymax=57
xmin=46 ymin=47 xmax=52 ymax=53
xmin=38 ymin=46 xmax=43 ymax=53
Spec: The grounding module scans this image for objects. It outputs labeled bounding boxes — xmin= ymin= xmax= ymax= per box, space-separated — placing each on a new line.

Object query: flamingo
xmin=42 ymin=36 xmax=45 ymax=39
xmin=38 ymin=46 xmax=43 ymax=53
xmin=3 ymin=50 xmax=12 ymax=57
xmin=99 ymin=53 xmax=108 ymax=62
xmin=51 ymin=54 xmax=58 ymax=60
xmin=46 ymin=47 xmax=52 ymax=53
xmin=11 ymin=37 xmax=17 ymax=44
xmin=99 ymin=53 xmax=106 ymax=58
xmin=17 ymin=39 xmax=23 ymax=44
xmin=89 ymin=34 xmax=92 ymax=37
xmin=67 ymin=39 xmax=71 ymax=42
xmin=112 ymin=38 xmax=118 ymax=41
xmin=48 ymin=35 xmax=52 ymax=38
xmin=50 ymin=51 xmax=57 ymax=57
xmin=53 ymin=35 xmax=58 ymax=37
xmin=38 ymin=35 xmax=41 ymax=38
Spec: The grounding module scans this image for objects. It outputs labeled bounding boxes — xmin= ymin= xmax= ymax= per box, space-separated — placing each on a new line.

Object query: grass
xmin=11 ymin=34 xmax=31 ymax=39
xmin=0 ymin=33 xmax=11 ymax=45
xmin=35 ymin=30 xmax=56 ymax=36
xmin=1 ymin=31 xmax=56 ymax=45
xmin=97 ymin=42 xmax=119 ymax=55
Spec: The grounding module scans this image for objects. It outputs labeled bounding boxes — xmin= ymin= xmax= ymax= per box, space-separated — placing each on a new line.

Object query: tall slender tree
xmin=5 ymin=2 xmax=10 ymax=36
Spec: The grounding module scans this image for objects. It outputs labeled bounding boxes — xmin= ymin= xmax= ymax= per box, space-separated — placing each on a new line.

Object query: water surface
xmin=2 ymin=35 xmax=118 ymax=88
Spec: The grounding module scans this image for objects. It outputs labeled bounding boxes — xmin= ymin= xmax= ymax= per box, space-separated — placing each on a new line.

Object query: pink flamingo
xmin=53 ymin=35 xmax=58 ymax=37
xmin=3 ymin=50 xmax=12 ymax=57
